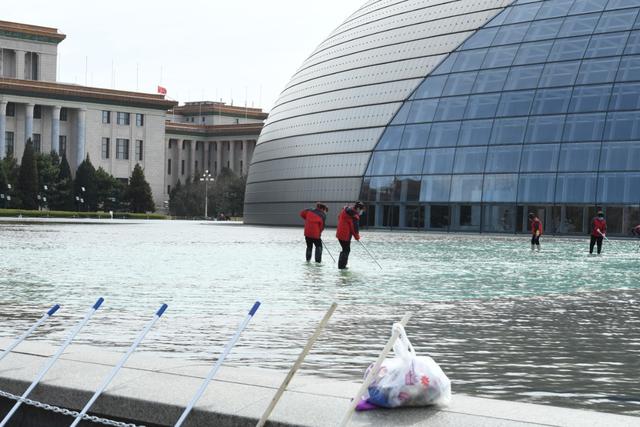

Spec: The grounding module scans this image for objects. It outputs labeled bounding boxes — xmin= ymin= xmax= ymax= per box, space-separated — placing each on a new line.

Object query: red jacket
xmin=300 ymin=208 xmax=326 ymax=239
xmin=336 ymin=207 xmax=360 ymax=241
xmin=530 ymin=218 xmax=543 ymax=236
xmin=591 ymin=217 xmax=607 ymax=237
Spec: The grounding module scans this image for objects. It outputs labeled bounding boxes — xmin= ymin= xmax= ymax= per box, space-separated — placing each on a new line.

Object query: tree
xmin=75 ymin=156 xmax=98 ymax=211
xmin=36 ymin=152 xmax=60 ymax=209
xmin=48 ymin=153 xmax=74 ymax=211
xmin=126 ymin=164 xmax=155 ymax=213
xmin=2 ymin=156 xmax=21 ymax=208
xmin=208 ymin=168 xmax=246 ymax=217
xmin=0 ymin=161 xmax=8 ymax=208
xmin=95 ymin=167 xmax=126 ymax=211
xmin=17 ymin=139 xmax=39 ymax=210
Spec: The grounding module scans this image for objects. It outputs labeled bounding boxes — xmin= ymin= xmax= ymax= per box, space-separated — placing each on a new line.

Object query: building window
xmin=181 ymin=159 xmax=185 ymax=175
xmin=116 ymin=138 xmax=129 ymax=160
xmin=5 ymin=132 xmax=14 ymax=157
xmin=6 ymin=103 xmax=15 ymax=117
xmin=135 ymin=113 xmax=144 ymax=126
xmin=101 ymin=137 xmax=110 ymax=159
xmin=60 ymin=108 xmax=67 ymax=121
xmin=33 ymin=105 xmax=42 ymax=119
xmin=116 ymin=112 xmax=130 ymax=125
xmin=167 ymin=158 xmax=172 ymax=175
xmin=135 ymin=140 xmax=143 ymax=161
xmin=32 ymin=133 xmax=41 ymax=153
xmin=59 ymin=135 xmax=67 ymax=155
xmin=102 ymin=111 xmax=111 ymax=124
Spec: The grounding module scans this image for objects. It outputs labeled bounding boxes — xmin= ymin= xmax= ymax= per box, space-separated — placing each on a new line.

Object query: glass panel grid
xmin=363 ymin=0 xmax=640 ymax=210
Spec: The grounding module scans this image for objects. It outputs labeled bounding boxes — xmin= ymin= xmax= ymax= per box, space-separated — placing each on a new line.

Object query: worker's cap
xmin=597 ymin=210 xmax=604 ymax=216
xmin=354 ymin=201 xmax=364 ymax=209
xmin=316 ymin=202 xmax=328 ymax=212
xmin=528 ymin=212 xmax=534 ymax=218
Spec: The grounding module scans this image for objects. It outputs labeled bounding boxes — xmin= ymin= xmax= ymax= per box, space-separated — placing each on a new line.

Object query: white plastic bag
xmin=365 ymin=323 xmax=451 ymax=408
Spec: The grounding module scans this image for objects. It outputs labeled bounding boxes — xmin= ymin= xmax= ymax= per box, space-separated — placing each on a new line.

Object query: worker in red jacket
xmin=336 ymin=201 xmax=364 ymax=269
xmin=300 ymin=203 xmax=328 ymax=263
xmin=590 ymin=210 xmax=607 ymax=254
xmin=528 ymin=212 xmax=543 ymax=251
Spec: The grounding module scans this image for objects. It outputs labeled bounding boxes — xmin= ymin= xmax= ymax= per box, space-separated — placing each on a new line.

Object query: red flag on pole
xmin=157 ymin=85 xmax=167 ymax=95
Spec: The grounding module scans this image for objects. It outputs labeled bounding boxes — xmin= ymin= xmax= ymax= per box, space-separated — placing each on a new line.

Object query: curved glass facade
xmin=361 ymin=0 xmax=640 ymax=234
xmin=245 ymin=0 xmax=512 ymax=226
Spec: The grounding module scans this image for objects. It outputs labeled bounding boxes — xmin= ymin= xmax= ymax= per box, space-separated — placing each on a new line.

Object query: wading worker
xmin=529 ymin=212 xmax=543 ymax=251
xmin=336 ymin=201 xmax=364 ymax=269
xmin=590 ymin=210 xmax=607 ymax=255
xmin=300 ymin=203 xmax=328 ymax=263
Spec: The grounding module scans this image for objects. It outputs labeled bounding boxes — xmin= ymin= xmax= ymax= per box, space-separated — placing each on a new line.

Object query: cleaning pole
xmin=0 ymin=304 xmax=60 ymax=363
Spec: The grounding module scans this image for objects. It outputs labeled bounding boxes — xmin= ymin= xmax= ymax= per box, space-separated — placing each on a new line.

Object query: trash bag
xmin=365 ymin=323 xmax=451 ymax=408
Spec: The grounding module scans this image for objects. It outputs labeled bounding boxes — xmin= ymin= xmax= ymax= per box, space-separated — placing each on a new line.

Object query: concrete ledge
xmin=0 ymin=340 xmax=638 ymax=426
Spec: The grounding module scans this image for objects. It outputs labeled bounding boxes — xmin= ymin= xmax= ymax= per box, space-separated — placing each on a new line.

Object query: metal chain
xmin=0 ymin=389 xmax=144 ymax=427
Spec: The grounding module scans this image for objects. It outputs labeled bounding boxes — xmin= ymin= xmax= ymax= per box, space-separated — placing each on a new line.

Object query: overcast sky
xmin=5 ymin=0 xmax=364 ymax=111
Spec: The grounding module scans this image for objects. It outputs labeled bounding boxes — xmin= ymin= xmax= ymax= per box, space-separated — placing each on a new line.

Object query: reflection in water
xmin=0 ymin=221 xmax=638 ymax=415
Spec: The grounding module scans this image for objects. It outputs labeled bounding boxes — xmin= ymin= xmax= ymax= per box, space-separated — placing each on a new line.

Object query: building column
xmin=15 ymin=50 xmax=25 ymax=79
xmin=204 ymin=142 xmax=211 ymax=173
xmin=76 ymin=108 xmax=86 ymax=168
xmin=242 ymin=140 xmax=248 ymax=176
xmin=0 ymin=101 xmax=6 ymax=159
xmin=51 ymin=106 xmax=60 ymax=154
xmin=177 ymin=140 xmax=183 ymax=180
xmin=190 ymin=140 xmax=196 ymax=178
xmin=216 ymin=141 xmax=223 ymax=176
xmin=229 ymin=140 xmax=236 ymax=173
xmin=25 ymin=103 xmax=34 ymax=144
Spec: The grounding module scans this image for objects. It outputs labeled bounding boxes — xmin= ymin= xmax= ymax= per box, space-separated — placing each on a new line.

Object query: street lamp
xmin=37 ymin=185 xmax=48 ymax=211
xmin=199 ymin=170 xmax=214 ymax=219
xmin=0 ymin=184 xmax=11 ymax=209
xmin=75 ymin=186 xmax=86 ymax=212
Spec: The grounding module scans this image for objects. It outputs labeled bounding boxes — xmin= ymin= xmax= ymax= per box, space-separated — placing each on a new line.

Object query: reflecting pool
xmin=0 ymin=220 xmax=638 ymax=415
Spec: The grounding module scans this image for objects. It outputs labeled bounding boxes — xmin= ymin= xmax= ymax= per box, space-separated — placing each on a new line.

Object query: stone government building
xmin=0 ymin=20 xmax=266 ymax=209
xmin=245 ymin=0 xmax=640 ymax=235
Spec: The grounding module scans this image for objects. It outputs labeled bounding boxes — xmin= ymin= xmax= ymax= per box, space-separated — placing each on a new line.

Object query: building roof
xmin=0 ymin=20 xmax=66 ymax=44
xmin=165 ymin=122 xmax=263 ymax=138
xmin=171 ymin=102 xmax=268 ymax=120
xmin=0 ymin=78 xmax=178 ymax=110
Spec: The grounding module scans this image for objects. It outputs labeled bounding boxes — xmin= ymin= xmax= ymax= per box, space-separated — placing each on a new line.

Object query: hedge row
xmin=0 ymin=209 xmax=168 ymax=220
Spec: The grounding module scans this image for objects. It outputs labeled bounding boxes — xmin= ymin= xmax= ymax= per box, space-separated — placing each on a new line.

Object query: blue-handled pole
xmin=70 ymin=303 xmax=168 ymax=427
xmin=174 ymin=301 xmax=260 ymax=427
xmin=0 ymin=304 xmax=60 ymax=363
xmin=0 ymin=298 xmax=104 ymax=427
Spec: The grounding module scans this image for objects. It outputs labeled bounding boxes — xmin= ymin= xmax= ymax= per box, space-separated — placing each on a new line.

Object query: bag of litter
xmin=365 ymin=323 xmax=451 ymax=408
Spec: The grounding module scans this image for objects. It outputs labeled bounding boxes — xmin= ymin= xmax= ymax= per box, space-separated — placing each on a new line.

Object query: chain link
xmin=0 ymin=389 xmax=144 ymax=427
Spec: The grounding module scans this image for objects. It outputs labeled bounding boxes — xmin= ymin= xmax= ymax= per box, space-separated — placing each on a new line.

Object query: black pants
xmin=590 ymin=235 xmax=603 ymax=254
xmin=531 ymin=235 xmax=540 ymax=245
xmin=305 ymin=237 xmax=322 ymax=262
xmin=338 ymin=240 xmax=351 ymax=269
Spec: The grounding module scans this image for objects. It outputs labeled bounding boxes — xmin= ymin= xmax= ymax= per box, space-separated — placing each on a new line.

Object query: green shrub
xmin=0 ymin=208 xmax=168 ymax=220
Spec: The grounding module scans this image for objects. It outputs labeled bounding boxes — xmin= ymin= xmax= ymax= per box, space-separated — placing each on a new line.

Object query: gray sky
xmin=5 ymin=0 xmax=363 ymax=111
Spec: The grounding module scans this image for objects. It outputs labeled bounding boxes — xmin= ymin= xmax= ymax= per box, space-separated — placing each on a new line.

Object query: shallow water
xmin=0 ymin=220 xmax=639 ymax=415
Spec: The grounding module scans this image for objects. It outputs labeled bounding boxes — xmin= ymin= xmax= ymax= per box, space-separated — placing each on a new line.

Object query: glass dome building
xmin=245 ymin=0 xmax=640 ymax=235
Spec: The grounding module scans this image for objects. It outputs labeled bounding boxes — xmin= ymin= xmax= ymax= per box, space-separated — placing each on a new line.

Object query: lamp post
xmin=37 ymin=185 xmax=48 ymax=211
xmin=199 ymin=170 xmax=214 ymax=219
xmin=75 ymin=186 xmax=86 ymax=212
xmin=0 ymin=184 xmax=10 ymax=209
